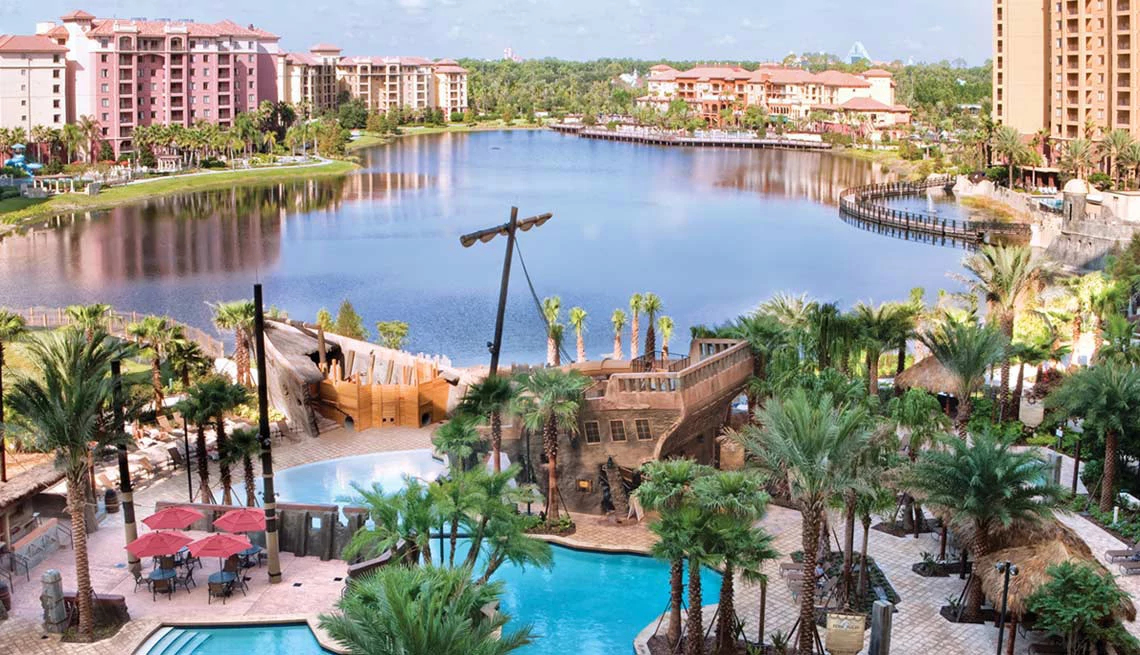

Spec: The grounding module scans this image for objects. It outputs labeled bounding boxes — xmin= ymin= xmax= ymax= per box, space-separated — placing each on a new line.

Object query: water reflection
xmin=0 ymin=130 xmax=964 ymax=365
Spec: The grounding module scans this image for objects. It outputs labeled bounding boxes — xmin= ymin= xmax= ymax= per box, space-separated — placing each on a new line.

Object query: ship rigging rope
xmin=513 ymin=239 xmax=574 ymax=364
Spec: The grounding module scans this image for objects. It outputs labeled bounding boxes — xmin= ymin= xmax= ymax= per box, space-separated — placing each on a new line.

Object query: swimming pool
xmin=261 ymin=449 xmax=448 ymax=505
xmin=141 ymin=624 xmax=331 ymax=655
xmin=140 ymin=544 xmax=720 ymax=655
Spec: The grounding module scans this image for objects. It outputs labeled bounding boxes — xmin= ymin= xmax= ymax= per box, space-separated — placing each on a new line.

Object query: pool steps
xmin=146 ymin=627 xmax=211 ymax=655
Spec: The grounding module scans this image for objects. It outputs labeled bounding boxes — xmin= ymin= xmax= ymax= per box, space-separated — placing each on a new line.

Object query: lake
xmin=0 ymin=130 xmax=966 ymax=366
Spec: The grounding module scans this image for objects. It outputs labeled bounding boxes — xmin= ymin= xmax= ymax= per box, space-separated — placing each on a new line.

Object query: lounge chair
xmin=207 ymin=581 xmax=229 ymax=605
xmin=152 ymin=577 xmax=174 ymax=601
xmin=1119 ymin=560 xmax=1140 ymax=575
xmin=1105 ymin=548 xmax=1140 ymax=562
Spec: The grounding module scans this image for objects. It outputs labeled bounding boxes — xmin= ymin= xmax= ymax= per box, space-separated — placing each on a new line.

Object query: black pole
xmin=488 ymin=207 xmax=518 ymax=377
xmin=1072 ymin=436 xmax=1082 ymax=495
xmin=524 ymin=427 xmax=533 ymax=515
xmin=995 ymin=562 xmax=1016 ymax=655
xmin=113 ymin=361 xmax=140 ymax=575
xmin=184 ymin=417 xmax=193 ymax=503
xmin=254 ymin=284 xmax=282 ymax=584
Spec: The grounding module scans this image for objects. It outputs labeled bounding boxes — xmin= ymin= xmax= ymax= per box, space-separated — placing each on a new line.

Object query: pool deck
xmin=2 ymin=424 xmax=1136 ymax=655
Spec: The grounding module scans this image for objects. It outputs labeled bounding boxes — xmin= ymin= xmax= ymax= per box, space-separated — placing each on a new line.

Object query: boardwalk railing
xmin=838 ymin=176 xmax=1031 ymax=244
xmin=550 ymin=124 xmax=831 ymax=151
xmin=10 ymin=306 xmax=224 ymax=359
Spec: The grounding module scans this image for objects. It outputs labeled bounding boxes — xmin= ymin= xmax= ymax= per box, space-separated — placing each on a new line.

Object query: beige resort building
xmin=0 ymin=34 xmax=68 ymax=133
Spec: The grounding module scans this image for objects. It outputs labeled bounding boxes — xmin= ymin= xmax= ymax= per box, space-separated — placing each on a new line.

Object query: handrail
xmin=838 ymin=176 xmax=1030 ymax=243
xmin=9 ymin=306 xmax=224 ymax=359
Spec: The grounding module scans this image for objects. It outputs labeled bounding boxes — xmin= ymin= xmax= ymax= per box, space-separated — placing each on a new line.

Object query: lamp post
xmin=112 ymin=361 xmax=140 ymax=576
xmin=253 ymin=283 xmax=283 ymax=584
xmin=458 ymin=207 xmax=553 ymax=377
xmin=994 ymin=560 xmax=1018 ymax=655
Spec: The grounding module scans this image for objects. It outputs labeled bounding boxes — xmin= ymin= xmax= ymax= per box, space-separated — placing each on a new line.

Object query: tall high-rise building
xmin=335 ymin=56 xmax=468 ymax=119
xmin=38 ymin=9 xmax=280 ymax=155
xmin=994 ymin=0 xmax=1138 ymax=140
xmin=277 ymin=44 xmax=341 ymax=116
xmin=0 ymin=35 xmax=68 ymax=133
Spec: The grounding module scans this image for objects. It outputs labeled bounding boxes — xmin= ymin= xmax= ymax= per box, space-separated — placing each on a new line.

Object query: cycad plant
xmin=907 ymin=429 xmax=1062 ymax=621
xmin=343 ymin=477 xmax=436 ymax=565
xmin=919 ymin=316 xmax=1007 ymax=436
xmin=1048 ymin=362 xmax=1140 ymax=511
xmin=432 ymin=413 xmax=484 ymax=472
xmin=320 ymin=565 xmax=533 ymax=655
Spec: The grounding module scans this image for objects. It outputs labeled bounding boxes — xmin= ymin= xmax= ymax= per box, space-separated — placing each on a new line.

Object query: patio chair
xmin=152 ymin=577 xmax=174 ymax=601
xmin=207 ymin=581 xmax=229 ymax=605
xmin=224 ymin=556 xmax=249 ymax=593
xmin=175 ymin=568 xmax=196 ymax=593
xmin=132 ymin=570 xmax=152 ymax=594
xmin=158 ymin=555 xmax=176 ymax=571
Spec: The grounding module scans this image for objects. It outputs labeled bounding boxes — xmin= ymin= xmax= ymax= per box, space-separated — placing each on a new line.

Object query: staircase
xmin=143 ymin=627 xmax=211 ymax=655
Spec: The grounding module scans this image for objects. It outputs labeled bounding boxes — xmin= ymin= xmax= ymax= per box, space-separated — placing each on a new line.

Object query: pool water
xmin=143 ymin=624 xmax=329 ymax=655
xmin=261 ymin=449 xmax=448 ymax=505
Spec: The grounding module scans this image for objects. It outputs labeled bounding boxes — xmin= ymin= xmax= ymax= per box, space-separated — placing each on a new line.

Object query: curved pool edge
xmin=632 ymin=603 xmax=720 ymax=655
xmin=531 ymin=531 xmax=652 ymax=557
xmin=129 ymin=614 xmax=347 ymax=655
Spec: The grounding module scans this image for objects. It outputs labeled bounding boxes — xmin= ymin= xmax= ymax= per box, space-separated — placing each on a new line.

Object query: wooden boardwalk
xmin=550 ymin=124 xmax=831 ymax=150
xmin=8 ymin=306 xmax=224 ymax=359
xmin=838 ymin=176 xmax=1031 ymax=245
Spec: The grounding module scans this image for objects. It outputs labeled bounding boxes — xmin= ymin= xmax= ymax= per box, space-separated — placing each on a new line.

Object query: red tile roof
xmin=340 ymin=55 xmax=434 ymax=67
xmin=45 ymin=25 xmax=70 ymax=39
xmin=0 ymin=34 xmax=69 ymax=53
xmin=433 ymin=64 xmax=467 ymax=74
xmin=762 ymin=68 xmax=816 ymax=85
xmin=84 ymin=17 xmax=278 ymax=40
xmin=839 ymin=97 xmax=904 ymax=111
xmin=676 ymin=65 xmax=750 ymax=81
xmin=309 ymin=43 xmax=341 ymax=52
xmin=285 ymin=51 xmax=320 ymax=66
xmin=61 ymin=9 xmax=95 ymax=21
xmin=861 ymin=68 xmax=893 ymax=78
xmin=813 ymin=70 xmax=870 ymax=88
xmin=649 ymin=64 xmax=677 ymax=72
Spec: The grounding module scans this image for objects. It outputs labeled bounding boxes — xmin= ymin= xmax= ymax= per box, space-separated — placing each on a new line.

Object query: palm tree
xmin=725 ymin=312 xmax=787 ymax=412
xmin=1061 ymin=138 xmax=1096 ymax=179
xmin=173 ymin=389 xmax=216 ymax=504
xmin=854 ymin=302 xmax=906 ymax=398
xmin=77 ymin=115 xmax=101 ymax=164
xmin=456 ymin=375 xmax=516 ymax=473
xmin=1100 ymin=128 xmax=1135 ymax=188
xmin=4 ymin=331 xmax=130 ymax=640
xmin=223 ymin=427 xmax=261 ymax=507
xmin=1121 ymin=141 xmax=1140 ymax=190
xmin=919 ymin=316 xmax=1007 ymax=436
xmin=642 ymin=293 xmax=664 ymax=356
xmin=66 ymin=303 xmax=113 ymax=343
xmin=908 ymin=429 xmax=1062 ymax=621
xmin=658 ymin=316 xmax=675 ymax=359
xmin=510 ymin=368 xmax=589 ymax=525
xmin=0 ymin=309 xmax=27 ymax=482
xmin=734 ymin=390 xmax=871 ymax=655
xmin=992 ymin=125 xmax=1027 ymax=188
xmin=636 ymin=459 xmax=710 ymax=646
xmin=629 ymin=293 xmax=643 ymax=360
xmin=1048 ymin=362 xmax=1140 ymax=512
xmin=211 ymin=300 xmax=256 ymax=387
xmin=432 ymin=414 xmax=483 ymax=472
xmin=343 ymin=478 xmax=435 ymax=565
xmin=568 ymin=306 xmax=587 ymax=363
xmin=541 ymin=296 xmax=562 ymax=367
xmin=610 ymin=309 xmax=627 ymax=360
xmin=960 ymin=244 xmax=1050 ymax=419
xmin=429 ymin=470 xmax=482 ymax=567
xmin=61 ymin=123 xmax=82 ymax=164
xmin=195 ymin=375 xmax=248 ymax=505
xmin=127 ymin=316 xmax=183 ymax=409
xmin=166 ymin=337 xmax=211 ymax=389
xmin=886 ymin=388 xmax=951 ymax=536
xmin=693 ymin=471 xmax=777 ymax=655
xmin=320 ymin=565 xmax=533 ymax=655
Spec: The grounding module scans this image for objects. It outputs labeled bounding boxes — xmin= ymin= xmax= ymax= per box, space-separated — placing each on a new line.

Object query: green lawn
xmin=0 ymin=196 xmax=50 ymax=214
xmin=0 ymin=159 xmax=359 ymax=228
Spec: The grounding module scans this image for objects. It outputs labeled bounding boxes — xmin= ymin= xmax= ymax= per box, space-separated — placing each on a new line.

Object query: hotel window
xmin=101 ymin=69 xmax=109 ymax=78
xmin=151 ymin=111 xmax=156 ymax=119
xmin=204 ymin=96 xmax=210 ymax=104
xmin=100 ymin=39 xmax=108 ymax=48
xmin=249 ymin=81 xmax=254 ymax=89
xmin=190 ymin=82 xmax=196 ymax=91
xmin=101 ymin=126 xmax=108 ymax=135
xmin=204 ymin=68 xmax=210 ymax=76
xmin=203 ymin=55 xmax=209 ymax=62
xmin=101 ymin=98 xmax=110 ymax=107
xmin=19 ymin=115 xmax=26 ymax=122
xmin=100 ymin=54 xmax=108 ymax=63
xmin=52 ymin=84 xmax=59 ymax=93
xmin=610 ymin=420 xmax=627 ymax=442
xmin=53 ymin=69 xmax=60 ymax=78
xmin=249 ymin=54 xmax=254 ymax=62
xmin=205 ymin=109 xmax=211 ymax=117
xmin=584 ymin=422 xmax=601 ymax=444
xmin=19 ymin=99 xmax=25 ymax=106
xmin=53 ymin=54 xmax=60 ymax=63
xmin=635 ymin=419 xmax=653 ymax=441
xmin=53 ymin=114 xmax=60 ymax=123
xmin=249 ymin=94 xmax=255 ymax=103
xmin=101 ymin=112 xmax=108 ymax=121
xmin=53 ymin=99 xmax=60 ymax=108
xmin=204 ymin=82 xmax=210 ymax=90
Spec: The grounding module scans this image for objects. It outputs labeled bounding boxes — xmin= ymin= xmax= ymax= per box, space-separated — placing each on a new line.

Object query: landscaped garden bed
xmin=789 ymin=550 xmax=901 ymax=621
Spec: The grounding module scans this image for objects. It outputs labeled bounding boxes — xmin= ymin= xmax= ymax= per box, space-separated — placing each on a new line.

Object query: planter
xmin=104 ymin=488 xmax=120 ymax=514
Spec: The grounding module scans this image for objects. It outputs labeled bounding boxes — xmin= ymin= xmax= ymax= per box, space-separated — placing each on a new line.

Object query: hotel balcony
xmin=171 ymin=83 xmax=184 ymax=95
xmin=118 ymin=113 xmax=134 ymax=125
xmin=171 ymin=110 xmax=185 ymax=122
xmin=118 ymin=68 xmax=134 ymax=79
xmin=119 ymin=99 xmax=133 ymax=109
xmin=218 ymin=95 xmax=231 ymax=107
xmin=218 ymin=69 xmax=231 ymax=80
xmin=170 ymin=98 xmax=183 ymax=109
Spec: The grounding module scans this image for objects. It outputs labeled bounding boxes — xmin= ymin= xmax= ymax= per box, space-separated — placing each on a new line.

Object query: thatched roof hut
xmin=0 ymin=462 xmax=65 ymax=511
xmin=972 ymin=520 xmax=1136 ymax=621
xmin=894 ymin=356 xmax=959 ymax=395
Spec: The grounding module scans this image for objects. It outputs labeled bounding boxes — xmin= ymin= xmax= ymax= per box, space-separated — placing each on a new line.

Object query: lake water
xmin=0 ymin=130 xmax=966 ymax=365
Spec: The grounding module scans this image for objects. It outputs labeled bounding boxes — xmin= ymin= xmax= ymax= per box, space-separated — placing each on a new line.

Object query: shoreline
xmin=346 ymin=122 xmax=545 ymax=151
xmin=0 ymin=158 xmax=359 ymax=236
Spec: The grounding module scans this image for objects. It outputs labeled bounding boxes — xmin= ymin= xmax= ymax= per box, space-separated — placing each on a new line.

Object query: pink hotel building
xmin=39 ymin=10 xmax=281 ymax=155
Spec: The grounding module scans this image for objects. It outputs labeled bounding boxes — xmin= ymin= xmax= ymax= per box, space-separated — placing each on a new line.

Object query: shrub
xmin=1089 ymin=172 xmax=1112 ymax=190
xmin=986 ymin=166 xmax=1008 ymax=184
xmin=450 ymin=111 xmax=464 ymax=123
xmin=1027 ymin=561 xmax=1139 ymax=654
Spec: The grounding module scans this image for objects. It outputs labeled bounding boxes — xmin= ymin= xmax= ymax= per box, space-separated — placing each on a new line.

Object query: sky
xmin=2 ymin=0 xmax=993 ymax=64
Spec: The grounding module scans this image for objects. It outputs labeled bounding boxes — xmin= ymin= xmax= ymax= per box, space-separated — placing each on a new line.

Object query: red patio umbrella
xmin=213 ymin=508 xmax=266 ymax=534
xmin=125 ymin=531 xmax=193 ymax=558
xmin=143 ymin=506 xmax=205 ymax=530
xmin=188 ymin=533 xmax=252 ymax=559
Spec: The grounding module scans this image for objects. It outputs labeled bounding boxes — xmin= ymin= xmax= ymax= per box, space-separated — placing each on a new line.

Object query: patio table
xmin=148 ymin=568 xmax=177 ymax=582
xmin=208 ymin=571 xmax=237 ymax=585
